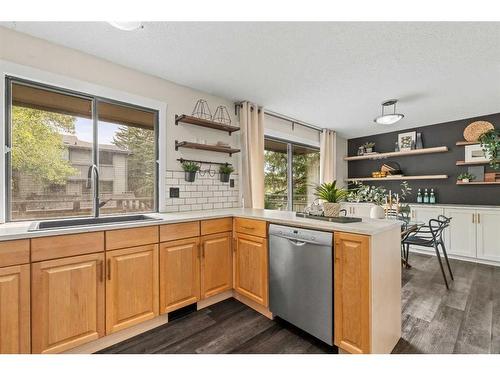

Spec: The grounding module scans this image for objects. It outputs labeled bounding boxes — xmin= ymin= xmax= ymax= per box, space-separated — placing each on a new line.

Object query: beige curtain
xmin=240 ymin=102 xmax=265 ymax=208
xmin=320 ymin=129 xmax=336 ymax=183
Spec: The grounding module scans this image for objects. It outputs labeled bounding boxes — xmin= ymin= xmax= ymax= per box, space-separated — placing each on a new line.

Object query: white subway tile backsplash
xmin=164 ymin=170 xmax=240 ymax=213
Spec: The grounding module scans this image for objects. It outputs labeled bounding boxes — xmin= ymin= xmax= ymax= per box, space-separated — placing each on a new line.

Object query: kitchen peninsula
xmin=0 ymin=208 xmax=401 ymax=354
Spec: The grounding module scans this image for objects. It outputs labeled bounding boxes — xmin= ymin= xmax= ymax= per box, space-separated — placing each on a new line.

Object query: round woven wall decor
xmin=463 ymin=121 xmax=494 ymax=142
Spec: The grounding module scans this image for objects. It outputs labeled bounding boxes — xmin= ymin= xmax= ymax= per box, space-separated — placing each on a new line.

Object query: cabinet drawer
xmin=31 ymin=232 xmax=104 ymax=262
xmin=0 ymin=239 xmax=30 ymax=267
xmin=160 ymin=221 xmax=200 ymax=242
xmin=201 ymin=218 xmax=232 ymax=235
xmin=234 ymin=218 xmax=267 ymax=237
xmin=106 ymin=226 xmax=159 ymax=250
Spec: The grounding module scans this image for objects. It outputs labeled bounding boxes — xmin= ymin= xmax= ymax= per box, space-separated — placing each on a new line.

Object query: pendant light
xmin=108 ymin=22 xmax=144 ymax=31
xmin=373 ymin=99 xmax=404 ymax=125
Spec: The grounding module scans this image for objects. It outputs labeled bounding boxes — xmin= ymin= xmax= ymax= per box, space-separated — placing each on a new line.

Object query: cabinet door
xmin=106 ymin=244 xmax=159 ymax=334
xmin=443 ymin=208 xmax=477 ymax=258
xmin=159 ymin=237 xmax=200 ymax=314
xmin=476 ymin=210 xmax=500 ymax=262
xmin=334 ymin=232 xmax=370 ymax=354
xmin=201 ymin=232 xmax=232 ymax=299
xmin=410 ymin=206 xmax=444 ymax=253
xmin=32 ymin=253 xmax=105 ymax=354
xmin=0 ymin=264 xmax=30 ymax=354
xmin=234 ymin=233 xmax=268 ymax=307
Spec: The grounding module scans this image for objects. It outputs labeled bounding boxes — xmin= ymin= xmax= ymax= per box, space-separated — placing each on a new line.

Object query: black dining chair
xmin=402 ymin=215 xmax=454 ymax=289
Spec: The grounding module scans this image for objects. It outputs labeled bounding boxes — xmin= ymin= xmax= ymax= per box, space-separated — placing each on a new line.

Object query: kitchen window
xmin=264 ymin=137 xmax=320 ymax=212
xmin=5 ymin=78 xmax=158 ymax=221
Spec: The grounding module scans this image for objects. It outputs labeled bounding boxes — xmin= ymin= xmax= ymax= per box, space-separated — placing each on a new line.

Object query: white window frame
xmin=0 ymin=60 xmax=167 ymax=223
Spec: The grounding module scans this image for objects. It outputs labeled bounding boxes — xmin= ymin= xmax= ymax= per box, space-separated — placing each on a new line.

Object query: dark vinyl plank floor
xmin=98 ymin=253 xmax=500 ymax=354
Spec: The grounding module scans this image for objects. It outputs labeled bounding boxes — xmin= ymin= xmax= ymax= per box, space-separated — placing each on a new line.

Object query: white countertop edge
xmin=343 ymin=202 xmax=500 ymax=210
xmin=0 ymin=208 xmax=401 ymax=241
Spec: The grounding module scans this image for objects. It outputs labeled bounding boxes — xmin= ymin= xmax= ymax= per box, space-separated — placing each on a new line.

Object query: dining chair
xmin=402 ymin=215 xmax=454 ymax=289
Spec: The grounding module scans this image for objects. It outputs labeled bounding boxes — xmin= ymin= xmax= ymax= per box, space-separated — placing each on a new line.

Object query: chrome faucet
xmin=87 ymin=164 xmax=100 ymax=217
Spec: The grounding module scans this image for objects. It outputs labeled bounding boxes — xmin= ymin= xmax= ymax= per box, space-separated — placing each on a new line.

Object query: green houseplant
xmin=219 ymin=164 xmax=234 ymax=183
xmin=181 ymin=161 xmax=200 ymax=182
xmin=314 ymin=181 xmax=348 ymax=217
xmin=479 ymin=129 xmax=500 ymax=169
xmin=363 ymin=142 xmax=376 ymax=153
xmin=457 ymin=172 xmax=475 ymax=183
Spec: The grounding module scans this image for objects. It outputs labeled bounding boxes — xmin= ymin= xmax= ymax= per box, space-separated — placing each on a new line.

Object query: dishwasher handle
xmin=288 ymin=238 xmax=307 ymax=246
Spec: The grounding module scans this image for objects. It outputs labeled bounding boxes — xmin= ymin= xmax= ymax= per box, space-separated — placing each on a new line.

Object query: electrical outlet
xmin=230 ymin=179 xmax=235 ymax=188
xmin=169 ymin=187 xmax=180 ymax=198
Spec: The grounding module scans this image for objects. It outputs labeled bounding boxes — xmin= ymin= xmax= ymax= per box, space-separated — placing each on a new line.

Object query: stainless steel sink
xmin=28 ymin=214 xmax=161 ymax=231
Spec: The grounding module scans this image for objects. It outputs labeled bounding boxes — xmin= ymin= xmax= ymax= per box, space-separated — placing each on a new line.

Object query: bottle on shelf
xmin=429 ymin=189 xmax=436 ymax=204
xmin=416 ymin=189 xmax=423 ymax=203
xmin=423 ymin=189 xmax=429 ymax=204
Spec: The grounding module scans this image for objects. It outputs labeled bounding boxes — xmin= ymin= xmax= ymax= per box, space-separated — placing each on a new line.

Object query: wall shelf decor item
xmin=191 ymin=99 xmax=213 ymax=120
xmin=464 ymin=144 xmax=489 ymax=163
xmin=213 ymin=106 xmax=232 ymax=126
xmin=346 ymin=174 xmax=448 ymax=182
xmin=175 ymin=140 xmax=240 ymax=156
xmin=398 ymin=131 xmax=416 ymax=151
xmin=175 ymin=114 xmax=240 ymax=135
xmin=463 ymin=121 xmax=494 ymax=142
xmin=344 ymin=146 xmax=448 ymax=161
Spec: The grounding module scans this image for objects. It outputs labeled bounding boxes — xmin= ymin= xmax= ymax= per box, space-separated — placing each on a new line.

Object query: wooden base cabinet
xmin=31 ymin=253 xmax=105 ymax=354
xmin=201 ymin=232 xmax=232 ymax=299
xmin=234 ymin=232 xmax=268 ymax=307
xmin=106 ymin=244 xmax=159 ymax=334
xmin=159 ymin=238 xmax=200 ymax=314
xmin=334 ymin=232 xmax=370 ymax=354
xmin=0 ymin=264 xmax=30 ymax=354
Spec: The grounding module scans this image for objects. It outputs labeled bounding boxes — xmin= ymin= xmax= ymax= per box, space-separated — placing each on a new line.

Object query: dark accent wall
xmin=347 ymin=113 xmax=500 ymax=205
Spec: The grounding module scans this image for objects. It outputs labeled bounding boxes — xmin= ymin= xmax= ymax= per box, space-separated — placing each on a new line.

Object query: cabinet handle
xmin=197 ymin=243 xmax=201 ymax=258
xmin=107 ymin=259 xmax=111 ymax=281
xmin=202 ymin=243 xmax=205 ymax=258
xmin=99 ymin=260 xmax=104 ymax=282
xmin=472 ymin=214 xmax=475 ymax=224
xmin=241 ymin=226 xmax=255 ymax=230
xmin=477 ymin=213 xmax=480 ymax=224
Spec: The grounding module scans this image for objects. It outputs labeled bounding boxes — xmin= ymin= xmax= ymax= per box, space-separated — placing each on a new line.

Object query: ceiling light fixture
xmin=108 ymin=22 xmax=144 ymax=31
xmin=373 ymin=99 xmax=404 ymax=125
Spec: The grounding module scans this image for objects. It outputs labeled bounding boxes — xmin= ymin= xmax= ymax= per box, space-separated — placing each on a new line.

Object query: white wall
xmin=335 ymin=134 xmax=348 ymax=187
xmin=0 ymin=27 xmax=241 ymax=218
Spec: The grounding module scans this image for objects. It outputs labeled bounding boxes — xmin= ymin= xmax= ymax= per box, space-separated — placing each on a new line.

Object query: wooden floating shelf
xmin=175 ymin=114 xmax=240 ymax=135
xmin=175 ymin=141 xmax=241 ymax=156
xmin=343 ymin=146 xmax=448 ymax=161
xmin=346 ymin=175 xmax=449 ymax=182
xmin=456 ymin=141 xmax=480 ymax=146
xmin=456 ymin=181 xmax=500 ymax=185
xmin=456 ymin=160 xmax=490 ymax=166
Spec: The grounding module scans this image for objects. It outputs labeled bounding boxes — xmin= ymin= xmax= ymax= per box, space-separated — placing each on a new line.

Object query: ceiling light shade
xmin=374 ymin=99 xmax=404 ymax=125
xmin=108 ymin=22 xmax=144 ymax=31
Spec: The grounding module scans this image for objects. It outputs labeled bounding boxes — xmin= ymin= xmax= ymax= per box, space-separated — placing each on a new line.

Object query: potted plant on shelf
xmin=457 ymin=172 xmax=475 ymax=183
xmin=363 ymin=142 xmax=376 ymax=154
xmin=181 ymin=161 xmax=200 ymax=182
xmin=219 ymin=164 xmax=234 ymax=183
xmin=314 ymin=181 xmax=348 ymax=217
xmin=479 ymin=128 xmax=500 ymax=169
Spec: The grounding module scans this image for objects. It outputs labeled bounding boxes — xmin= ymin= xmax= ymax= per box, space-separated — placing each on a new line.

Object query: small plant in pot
xmin=314 ymin=181 xmax=348 ymax=217
xmin=479 ymin=129 xmax=500 ymax=169
xmin=219 ymin=164 xmax=234 ymax=183
xmin=457 ymin=172 xmax=475 ymax=183
xmin=182 ymin=161 xmax=200 ymax=182
xmin=363 ymin=142 xmax=376 ymax=153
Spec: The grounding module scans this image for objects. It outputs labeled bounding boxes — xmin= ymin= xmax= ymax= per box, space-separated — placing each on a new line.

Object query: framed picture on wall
xmin=398 ymin=131 xmax=416 ymax=151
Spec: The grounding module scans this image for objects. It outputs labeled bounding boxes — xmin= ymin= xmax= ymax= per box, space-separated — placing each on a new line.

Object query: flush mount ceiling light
xmin=373 ymin=99 xmax=404 ymax=125
xmin=108 ymin=22 xmax=144 ymax=31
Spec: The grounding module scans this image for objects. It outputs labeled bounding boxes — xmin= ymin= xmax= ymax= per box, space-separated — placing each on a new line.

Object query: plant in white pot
xmin=314 ymin=181 xmax=348 ymax=217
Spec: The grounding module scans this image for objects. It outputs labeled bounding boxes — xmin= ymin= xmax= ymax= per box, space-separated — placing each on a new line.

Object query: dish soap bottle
xmin=417 ymin=189 xmax=423 ymax=203
xmin=423 ymin=189 xmax=429 ymax=204
xmin=429 ymin=189 xmax=436 ymax=204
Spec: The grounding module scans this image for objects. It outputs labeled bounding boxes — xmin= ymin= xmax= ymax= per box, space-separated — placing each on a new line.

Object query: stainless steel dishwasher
xmin=269 ymin=224 xmax=334 ymax=345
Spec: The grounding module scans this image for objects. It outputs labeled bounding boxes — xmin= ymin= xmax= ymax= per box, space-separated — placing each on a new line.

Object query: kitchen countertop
xmin=0 ymin=208 xmax=401 ymax=241
xmin=344 ymin=202 xmax=500 ymax=210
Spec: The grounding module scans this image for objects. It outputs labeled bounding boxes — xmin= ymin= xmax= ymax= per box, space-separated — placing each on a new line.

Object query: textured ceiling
xmin=2 ymin=21 xmax=500 ymax=137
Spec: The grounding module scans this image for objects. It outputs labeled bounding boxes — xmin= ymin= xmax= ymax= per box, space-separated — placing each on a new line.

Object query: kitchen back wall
xmin=347 ymin=112 xmax=500 ymax=205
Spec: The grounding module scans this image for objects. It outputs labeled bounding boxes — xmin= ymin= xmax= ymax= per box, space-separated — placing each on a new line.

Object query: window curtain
xmin=320 ymin=129 xmax=336 ymax=183
xmin=240 ymin=102 xmax=265 ymax=208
